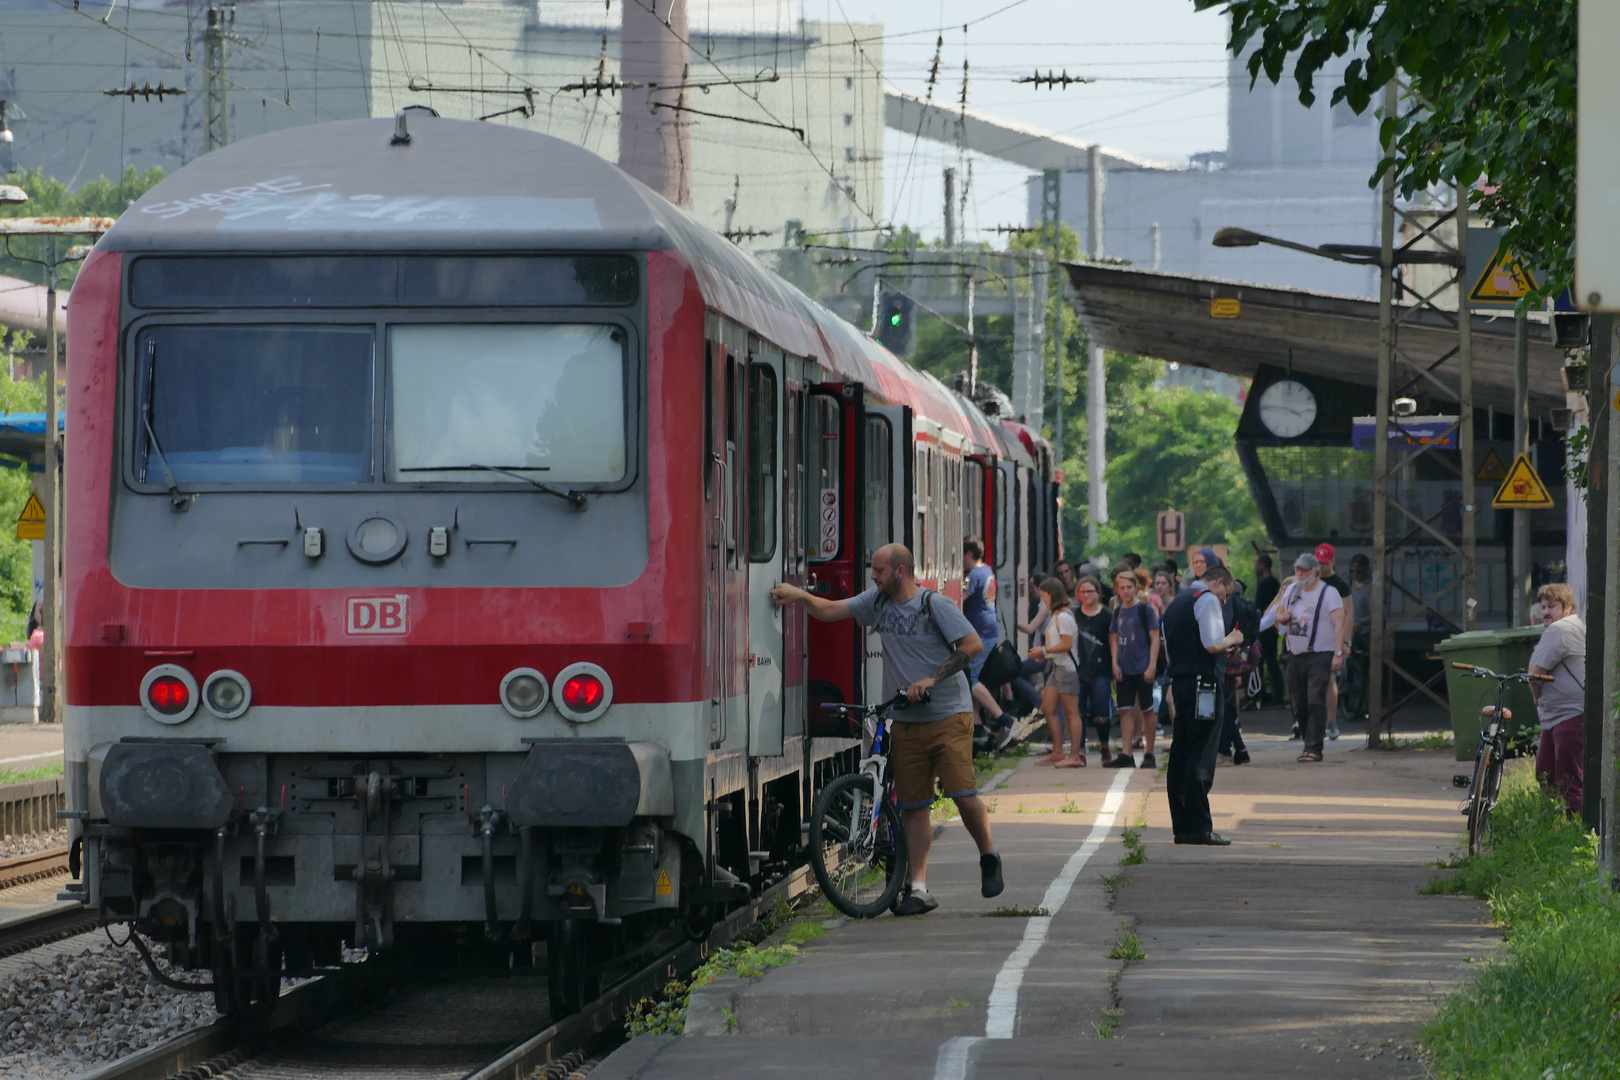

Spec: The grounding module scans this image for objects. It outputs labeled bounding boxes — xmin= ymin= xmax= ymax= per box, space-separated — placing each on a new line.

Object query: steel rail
xmin=468 ymin=864 xmax=812 ymax=1080
xmin=0 ymin=846 xmax=70 ymax=890
xmin=76 ymin=865 xmax=812 ymax=1080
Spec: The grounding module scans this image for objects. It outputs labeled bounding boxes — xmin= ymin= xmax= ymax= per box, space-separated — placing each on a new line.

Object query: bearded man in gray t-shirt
xmin=772 ymin=543 xmax=1004 ymax=916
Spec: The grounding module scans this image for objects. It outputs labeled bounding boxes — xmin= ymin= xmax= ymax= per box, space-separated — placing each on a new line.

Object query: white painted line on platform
xmin=982 ymin=767 xmax=1133 ymax=1040
xmin=0 ymin=750 xmax=61 ymax=766
xmin=932 ymin=1035 xmax=982 ymax=1080
xmin=982 ymin=766 xmax=1016 ymax=792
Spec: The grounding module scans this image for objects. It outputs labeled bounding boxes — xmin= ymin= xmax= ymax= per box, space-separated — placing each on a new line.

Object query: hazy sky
xmin=837 ymin=0 xmax=1235 ymax=241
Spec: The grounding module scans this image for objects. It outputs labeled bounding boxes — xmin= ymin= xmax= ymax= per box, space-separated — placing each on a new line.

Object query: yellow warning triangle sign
xmin=1491 ymin=453 xmax=1555 ymax=509
xmin=14 ymin=493 xmax=45 ymax=541
xmin=1475 ymin=446 xmax=1509 ymax=482
xmin=1468 ymin=247 xmax=1537 ymax=304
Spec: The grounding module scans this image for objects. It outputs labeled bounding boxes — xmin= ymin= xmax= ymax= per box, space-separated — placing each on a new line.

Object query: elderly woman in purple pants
xmin=1529 ymin=584 xmax=1586 ymax=817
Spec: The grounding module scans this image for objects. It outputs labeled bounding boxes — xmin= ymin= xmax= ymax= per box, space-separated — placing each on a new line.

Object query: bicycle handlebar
xmin=818 ymin=690 xmax=928 ymax=715
xmin=1450 ymin=661 xmax=1552 ymax=683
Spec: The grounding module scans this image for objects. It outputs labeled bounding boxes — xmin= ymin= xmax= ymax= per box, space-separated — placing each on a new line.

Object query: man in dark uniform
xmin=1162 ymin=564 xmax=1246 ymax=845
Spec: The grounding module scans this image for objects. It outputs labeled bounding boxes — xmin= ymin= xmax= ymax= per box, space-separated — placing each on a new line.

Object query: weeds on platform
xmin=623 ymin=895 xmax=823 ymax=1037
xmin=1119 ymin=826 xmax=1147 ymax=867
xmin=984 ymin=905 xmax=1049 ymax=917
xmin=1384 ymin=731 xmax=1454 ymax=751
xmin=1107 ymin=919 xmax=1147 ymax=962
xmin=1420 ymin=774 xmax=1619 ymax=1080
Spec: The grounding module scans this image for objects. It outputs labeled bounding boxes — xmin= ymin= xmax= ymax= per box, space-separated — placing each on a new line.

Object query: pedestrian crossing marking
xmin=1490 ymin=453 xmax=1555 ymax=509
xmin=1474 ymin=446 xmax=1508 ymax=482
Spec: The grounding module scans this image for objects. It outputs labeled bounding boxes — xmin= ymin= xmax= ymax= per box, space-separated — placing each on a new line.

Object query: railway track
xmin=79 ymin=866 xmax=811 ymax=1080
xmin=0 ymin=846 xmax=100 ymax=961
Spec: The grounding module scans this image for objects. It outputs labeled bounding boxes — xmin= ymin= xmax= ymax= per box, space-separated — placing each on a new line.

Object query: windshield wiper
xmin=141 ymin=339 xmax=191 ymax=512
xmin=399 ymin=464 xmax=587 ymax=510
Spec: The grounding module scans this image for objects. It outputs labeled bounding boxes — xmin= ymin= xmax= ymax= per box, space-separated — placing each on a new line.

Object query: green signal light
xmin=889 ymin=313 xmax=903 ymax=326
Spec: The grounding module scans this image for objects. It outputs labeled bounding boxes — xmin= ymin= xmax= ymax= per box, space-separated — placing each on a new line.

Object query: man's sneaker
xmin=1327 ymin=721 xmax=1340 ymax=741
xmin=1102 ymin=754 xmax=1135 ymax=769
xmin=995 ymin=718 xmax=1018 ymax=751
xmin=892 ymin=886 xmax=938 ymax=917
xmin=980 ymin=852 xmax=1005 ymax=898
xmin=1139 ymin=752 xmax=1156 ymax=769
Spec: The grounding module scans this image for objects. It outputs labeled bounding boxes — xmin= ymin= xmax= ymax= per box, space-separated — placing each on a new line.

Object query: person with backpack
xmin=1028 ymin=577 xmax=1087 ymax=767
xmin=771 ymin=543 xmax=1005 ymax=915
xmin=1105 ymin=565 xmax=1160 ymax=769
xmin=963 ymin=537 xmax=1019 ymax=750
xmin=1271 ymin=552 xmax=1346 ymax=763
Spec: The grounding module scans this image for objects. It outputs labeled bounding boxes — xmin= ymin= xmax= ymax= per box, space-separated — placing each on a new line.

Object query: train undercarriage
xmin=73 ymin=739 xmax=854 ymax=1015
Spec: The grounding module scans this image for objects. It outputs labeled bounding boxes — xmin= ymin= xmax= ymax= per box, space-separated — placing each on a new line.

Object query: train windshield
xmin=388 ymin=324 xmax=627 ymax=484
xmin=133 ymin=325 xmax=374 ymax=483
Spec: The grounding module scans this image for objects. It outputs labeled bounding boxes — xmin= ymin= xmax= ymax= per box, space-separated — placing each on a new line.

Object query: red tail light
xmin=148 ymin=675 xmax=190 ymax=714
xmin=562 ymin=675 xmax=604 ymax=711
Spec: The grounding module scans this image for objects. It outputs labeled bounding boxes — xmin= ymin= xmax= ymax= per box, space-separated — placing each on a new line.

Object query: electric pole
xmin=1086 ymin=146 xmax=1107 ymax=548
xmin=943 ymin=167 xmax=957 ymax=249
xmin=204 ymin=6 xmax=229 ymax=152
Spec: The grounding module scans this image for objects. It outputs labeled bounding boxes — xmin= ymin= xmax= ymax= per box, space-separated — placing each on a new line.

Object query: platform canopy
xmin=0 ymin=413 xmax=62 ymax=465
xmin=1062 ymin=261 xmax=1568 ymax=416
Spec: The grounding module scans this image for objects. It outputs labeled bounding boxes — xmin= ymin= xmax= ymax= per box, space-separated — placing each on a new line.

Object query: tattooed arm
xmin=906 ymin=631 xmax=984 ymax=702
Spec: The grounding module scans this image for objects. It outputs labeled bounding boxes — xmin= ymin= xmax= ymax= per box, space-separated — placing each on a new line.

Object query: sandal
xmin=1036 ymin=751 xmax=1067 ymax=765
xmin=1055 ymin=755 xmax=1087 ymax=768
xmin=1297 ymin=751 xmax=1322 ymax=763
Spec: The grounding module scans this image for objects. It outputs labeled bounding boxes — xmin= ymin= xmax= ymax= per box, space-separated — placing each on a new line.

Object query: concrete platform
xmin=597 ymin=710 xmax=1490 ymax=1080
xmin=0 ymin=723 xmax=62 ymax=769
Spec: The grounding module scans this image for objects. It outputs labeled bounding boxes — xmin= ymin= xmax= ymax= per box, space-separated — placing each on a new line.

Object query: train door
xmin=993 ymin=460 xmax=1022 ymax=653
xmin=805 ymin=384 xmax=865 ymax=708
xmin=779 ymin=359 xmax=809 ymax=745
xmin=862 ymin=404 xmax=908 ymax=707
xmin=706 ymin=330 xmax=749 ymax=752
xmin=746 ymin=345 xmax=786 ymax=758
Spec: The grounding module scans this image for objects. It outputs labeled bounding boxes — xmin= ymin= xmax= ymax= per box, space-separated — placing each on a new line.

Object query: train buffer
xmin=594 ymin=709 xmax=1497 ymax=1079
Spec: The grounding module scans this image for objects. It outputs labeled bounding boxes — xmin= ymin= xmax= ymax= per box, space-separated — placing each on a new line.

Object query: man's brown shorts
xmin=890 ymin=712 xmax=978 ymax=810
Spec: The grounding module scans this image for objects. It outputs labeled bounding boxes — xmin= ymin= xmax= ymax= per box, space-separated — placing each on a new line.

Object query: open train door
xmin=804 ymin=383 xmax=866 ymax=710
xmin=744 ymin=344 xmax=788 ymax=758
xmin=862 ymin=402 xmax=912 ymax=705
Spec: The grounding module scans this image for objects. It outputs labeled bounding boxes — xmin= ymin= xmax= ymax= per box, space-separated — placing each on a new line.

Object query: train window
xmin=132 ymin=324 xmax=373 ymax=483
xmin=130 ymin=254 xmax=639 ymax=308
xmin=913 ymin=445 xmax=927 ymax=578
xmin=808 ymin=394 xmax=841 ymax=562
xmin=864 ymin=416 xmax=892 ymax=556
xmin=388 ymin=324 xmax=626 ymax=483
xmin=746 ymin=364 xmax=777 ymax=562
xmin=992 ymin=466 xmax=1008 ymax=569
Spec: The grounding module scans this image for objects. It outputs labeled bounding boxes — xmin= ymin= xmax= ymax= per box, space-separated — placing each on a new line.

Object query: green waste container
xmin=1434 ymin=626 xmax=1545 ymax=761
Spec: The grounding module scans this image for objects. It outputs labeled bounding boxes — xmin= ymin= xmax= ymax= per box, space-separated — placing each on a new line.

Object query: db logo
xmin=347 ymin=595 xmax=409 ymax=635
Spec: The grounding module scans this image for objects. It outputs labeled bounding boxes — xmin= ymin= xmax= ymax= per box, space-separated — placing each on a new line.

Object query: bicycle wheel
xmin=808 ymin=773 xmax=908 ymax=918
xmin=1466 ymin=740 xmax=1504 ymax=857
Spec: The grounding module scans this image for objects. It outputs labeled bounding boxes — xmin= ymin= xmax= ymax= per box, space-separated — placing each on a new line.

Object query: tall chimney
xmin=618 ymin=0 xmax=692 ymax=206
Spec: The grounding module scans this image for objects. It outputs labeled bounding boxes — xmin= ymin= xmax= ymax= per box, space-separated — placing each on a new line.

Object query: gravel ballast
xmin=0 ymin=936 xmax=216 ymax=1078
xmin=0 ymin=828 xmax=68 ymax=862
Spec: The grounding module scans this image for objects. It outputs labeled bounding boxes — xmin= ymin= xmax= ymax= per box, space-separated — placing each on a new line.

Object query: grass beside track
xmin=0 ymin=761 xmax=62 ymax=786
xmin=1421 ymin=770 xmax=1620 ymax=1080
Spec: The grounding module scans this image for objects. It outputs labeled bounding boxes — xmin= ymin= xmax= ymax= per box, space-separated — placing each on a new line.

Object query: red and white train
xmin=63 ymin=110 xmax=1062 ymax=1012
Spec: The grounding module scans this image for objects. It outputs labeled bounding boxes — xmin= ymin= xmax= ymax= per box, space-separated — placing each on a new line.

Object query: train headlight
xmin=554 ymin=662 xmax=612 ymax=723
xmin=140 ymin=664 xmax=199 ymax=724
xmin=499 ymin=667 xmax=549 ymax=719
xmin=202 ymin=669 xmax=252 ymax=720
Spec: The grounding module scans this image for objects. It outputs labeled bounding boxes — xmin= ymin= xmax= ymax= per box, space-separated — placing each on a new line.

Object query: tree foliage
xmin=1198 ymin=0 xmax=1576 ymax=297
xmin=903 ymin=225 xmax=1265 ymax=565
xmin=0 ymin=332 xmax=46 ymax=643
xmin=0 ymin=166 xmax=165 ymax=286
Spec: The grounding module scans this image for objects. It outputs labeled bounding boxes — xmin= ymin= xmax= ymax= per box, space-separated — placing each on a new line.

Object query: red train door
xmin=804 ymin=383 xmax=865 ymax=708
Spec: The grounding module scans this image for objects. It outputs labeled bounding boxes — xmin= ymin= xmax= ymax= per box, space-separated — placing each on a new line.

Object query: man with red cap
xmin=1314 ymin=544 xmax=1352 ymax=741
